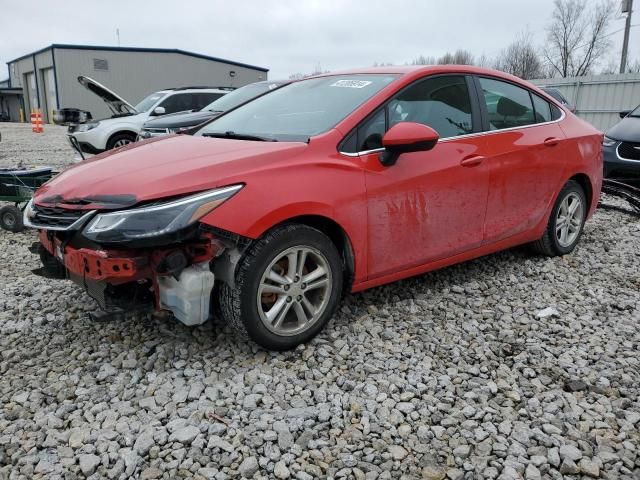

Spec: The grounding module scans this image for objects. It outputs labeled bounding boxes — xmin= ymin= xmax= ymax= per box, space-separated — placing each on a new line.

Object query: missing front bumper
xmin=37 ymin=230 xmax=218 ymax=325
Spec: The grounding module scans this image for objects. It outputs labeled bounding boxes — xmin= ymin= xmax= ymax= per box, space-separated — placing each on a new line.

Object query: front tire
xmin=0 ymin=205 xmax=24 ymax=232
xmin=219 ymin=224 xmax=343 ymax=350
xmin=106 ymin=132 xmax=136 ymax=150
xmin=532 ymin=180 xmax=587 ymax=256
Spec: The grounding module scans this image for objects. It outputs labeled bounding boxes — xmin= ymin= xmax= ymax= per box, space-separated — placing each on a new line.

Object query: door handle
xmin=543 ymin=137 xmax=560 ymax=147
xmin=460 ymin=155 xmax=485 ymax=167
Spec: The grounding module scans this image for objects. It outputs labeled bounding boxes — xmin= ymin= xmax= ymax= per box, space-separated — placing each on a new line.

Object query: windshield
xmin=197 ymin=74 xmax=399 ymax=142
xmin=134 ymin=92 xmax=167 ymax=112
xmin=630 ymin=105 xmax=640 ymax=117
xmin=204 ymin=82 xmax=283 ymax=112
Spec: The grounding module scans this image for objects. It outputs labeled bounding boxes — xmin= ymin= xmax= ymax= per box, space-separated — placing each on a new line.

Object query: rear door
xmin=343 ymin=75 xmax=491 ymax=279
xmin=475 ymin=76 xmax=569 ymax=244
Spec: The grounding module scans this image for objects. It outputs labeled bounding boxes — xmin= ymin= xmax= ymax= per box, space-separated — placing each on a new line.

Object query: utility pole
xmin=116 ymin=28 xmax=121 ymax=47
xmin=620 ymin=0 xmax=634 ymax=73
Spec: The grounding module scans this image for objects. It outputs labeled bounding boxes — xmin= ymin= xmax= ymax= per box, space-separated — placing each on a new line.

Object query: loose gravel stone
xmin=78 ymin=454 xmax=100 ymax=476
xmin=1 ymin=123 xmax=639 ymax=479
xmin=239 ymin=456 xmax=259 ymax=477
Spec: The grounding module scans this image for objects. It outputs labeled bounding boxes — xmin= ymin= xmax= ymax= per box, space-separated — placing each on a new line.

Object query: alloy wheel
xmin=2 ymin=212 xmax=15 ymax=227
xmin=555 ymin=192 xmax=584 ymax=248
xmin=257 ymin=245 xmax=332 ymax=336
xmin=113 ymin=138 xmax=132 ymax=148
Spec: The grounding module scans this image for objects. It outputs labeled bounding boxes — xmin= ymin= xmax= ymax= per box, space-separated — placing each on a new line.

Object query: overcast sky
xmin=1 ymin=0 xmax=634 ymax=80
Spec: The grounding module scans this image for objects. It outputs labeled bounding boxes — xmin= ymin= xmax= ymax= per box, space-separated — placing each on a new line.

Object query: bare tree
xmin=495 ymin=32 xmax=544 ymax=79
xmin=411 ymin=50 xmax=475 ymax=66
xmin=289 ymin=63 xmax=330 ymax=80
xmin=627 ymin=59 xmax=640 ymax=74
xmin=438 ymin=49 xmax=475 ymax=65
xmin=411 ymin=55 xmax=437 ymax=65
xmin=602 ymin=57 xmax=640 ymax=74
xmin=544 ymin=0 xmax=614 ymax=77
xmin=476 ymin=54 xmax=492 ymax=68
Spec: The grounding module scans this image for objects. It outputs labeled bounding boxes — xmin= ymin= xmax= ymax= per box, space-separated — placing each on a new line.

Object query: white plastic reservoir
xmin=158 ymin=262 xmax=215 ymax=326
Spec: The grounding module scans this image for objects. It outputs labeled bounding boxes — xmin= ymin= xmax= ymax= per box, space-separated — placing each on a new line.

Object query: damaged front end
xmin=25 ymin=185 xmax=246 ymax=325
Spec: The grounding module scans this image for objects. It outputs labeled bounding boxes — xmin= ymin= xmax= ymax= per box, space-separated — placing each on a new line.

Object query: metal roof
xmin=6 ymin=44 xmax=269 ymax=72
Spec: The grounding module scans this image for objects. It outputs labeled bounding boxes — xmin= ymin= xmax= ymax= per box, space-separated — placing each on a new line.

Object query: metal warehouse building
xmin=3 ymin=44 xmax=269 ymax=123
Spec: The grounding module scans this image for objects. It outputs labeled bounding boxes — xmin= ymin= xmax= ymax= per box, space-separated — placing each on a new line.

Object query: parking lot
xmin=0 ymin=123 xmax=637 ymax=479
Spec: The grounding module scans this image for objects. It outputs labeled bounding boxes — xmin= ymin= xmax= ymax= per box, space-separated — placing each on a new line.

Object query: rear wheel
xmin=219 ymin=224 xmax=343 ymax=350
xmin=0 ymin=205 xmax=24 ymax=232
xmin=532 ymin=180 xmax=587 ymax=256
xmin=106 ymin=132 xmax=136 ymax=150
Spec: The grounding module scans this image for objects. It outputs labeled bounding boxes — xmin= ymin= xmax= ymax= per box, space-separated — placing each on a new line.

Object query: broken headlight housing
xmin=83 ymin=184 xmax=243 ymax=243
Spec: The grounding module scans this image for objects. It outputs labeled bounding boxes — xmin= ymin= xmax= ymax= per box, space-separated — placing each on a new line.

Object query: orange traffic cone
xmin=31 ymin=109 xmax=44 ymax=133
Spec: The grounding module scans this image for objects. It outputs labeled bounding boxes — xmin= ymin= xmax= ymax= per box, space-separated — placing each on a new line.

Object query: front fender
xmin=198 ymin=161 xmax=369 ymax=283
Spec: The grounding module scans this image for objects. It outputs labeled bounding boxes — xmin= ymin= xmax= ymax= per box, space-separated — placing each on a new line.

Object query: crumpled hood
xmin=606 ymin=116 xmax=640 ymax=143
xmin=35 ymin=135 xmax=308 ymax=209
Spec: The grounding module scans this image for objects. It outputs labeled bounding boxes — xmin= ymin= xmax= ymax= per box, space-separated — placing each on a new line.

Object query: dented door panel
xmin=363 ymin=137 xmax=489 ymax=279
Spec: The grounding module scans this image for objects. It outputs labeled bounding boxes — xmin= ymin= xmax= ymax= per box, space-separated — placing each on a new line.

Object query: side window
xmin=340 ymin=75 xmax=474 ymax=154
xmin=389 ymin=75 xmax=473 ymax=138
xmin=550 ymin=104 xmax=563 ymax=120
xmin=531 ymin=94 xmax=552 ymax=123
xmin=158 ymin=93 xmax=196 ymax=114
xmin=479 ymin=77 xmax=535 ymax=130
xmin=356 ymin=109 xmax=386 ymax=151
xmin=194 ymin=93 xmax=223 ymax=110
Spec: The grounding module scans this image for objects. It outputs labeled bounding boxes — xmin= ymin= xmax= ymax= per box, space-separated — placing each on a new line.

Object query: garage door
xmin=25 ymin=72 xmax=38 ymax=113
xmin=42 ymin=68 xmax=58 ymax=123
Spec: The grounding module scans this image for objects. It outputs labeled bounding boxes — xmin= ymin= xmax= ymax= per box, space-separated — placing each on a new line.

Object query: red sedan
xmin=26 ymin=66 xmax=602 ymax=350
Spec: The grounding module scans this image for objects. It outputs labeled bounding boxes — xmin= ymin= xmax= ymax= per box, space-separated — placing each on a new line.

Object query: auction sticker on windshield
xmin=330 ymin=80 xmax=373 ymax=88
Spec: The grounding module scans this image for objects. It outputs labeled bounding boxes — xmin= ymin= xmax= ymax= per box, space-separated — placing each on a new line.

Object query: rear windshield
xmin=197 ymin=74 xmax=399 ymax=142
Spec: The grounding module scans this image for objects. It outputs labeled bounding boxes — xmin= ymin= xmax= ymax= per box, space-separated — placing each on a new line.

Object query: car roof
xmin=308 ymin=65 xmax=561 ymax=107
xmin=161 ymin=87 xmax=233 ymax=94
xmin=312 ymin=65 xmax=520 ymax=79
xmin=309 ymin=65 xmax=546 ymax=90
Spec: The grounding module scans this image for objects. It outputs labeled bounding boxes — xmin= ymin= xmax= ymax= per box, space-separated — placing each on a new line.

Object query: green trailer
xmin=0 ymin=167 xmax=55 ymax=232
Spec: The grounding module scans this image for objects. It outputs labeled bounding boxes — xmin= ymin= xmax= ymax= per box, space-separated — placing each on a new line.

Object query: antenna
xmin=116 ymin=28 xmax=121 ymax=47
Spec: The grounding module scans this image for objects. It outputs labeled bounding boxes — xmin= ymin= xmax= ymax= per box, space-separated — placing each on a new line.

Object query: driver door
xmin=352 ymin=75 xmax=490 ymax=279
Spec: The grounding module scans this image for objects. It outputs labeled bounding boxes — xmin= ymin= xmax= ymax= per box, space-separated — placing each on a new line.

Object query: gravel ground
xmin=0 ymin=122 xmax=639 ymax=480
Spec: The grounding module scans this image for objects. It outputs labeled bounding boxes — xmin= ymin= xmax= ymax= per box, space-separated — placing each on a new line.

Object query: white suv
xmin=68 ymin=76 xmax=231 ymax=153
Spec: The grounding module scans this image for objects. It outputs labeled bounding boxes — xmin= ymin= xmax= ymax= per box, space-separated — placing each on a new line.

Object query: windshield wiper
xmin=202 ymin=131 xmax=277 ymax=142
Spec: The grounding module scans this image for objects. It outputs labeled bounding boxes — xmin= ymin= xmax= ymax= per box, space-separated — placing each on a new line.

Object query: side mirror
xmin=153 ymin=106 xmax=166 ymax=116
xmin=379 ymin=122 xmax=439 ymax=166
xmin=619 ymin=110 xmax=631 ymax=119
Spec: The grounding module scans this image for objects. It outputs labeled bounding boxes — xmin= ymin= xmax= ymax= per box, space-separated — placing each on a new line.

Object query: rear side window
xmin=479 ymin=77 xmax=535 ymax=130
xmin=159 ymin=93 xmax=212 ymax=114
xmin=531 ymin=94 xmax=552 ymax=123
xmin=544 ymin=88 xmax=568 ymax=104
xmin=158 ymin=93 xmax=192 ymax=114
xmin=341 ymin=75 xmax=474 ymax=153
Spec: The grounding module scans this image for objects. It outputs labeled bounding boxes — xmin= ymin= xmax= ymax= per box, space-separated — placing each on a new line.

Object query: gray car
xmin=603 ymin=105 xmax=640 ymax=178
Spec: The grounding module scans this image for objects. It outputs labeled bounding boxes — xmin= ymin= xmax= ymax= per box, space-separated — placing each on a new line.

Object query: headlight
xmin=602 ymin=136 xmax=617 ymax=147
xmin=83 ymin=184 xmax=243 ymax=243
xmin=75 ymin=122 xmax=99 ymax=132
